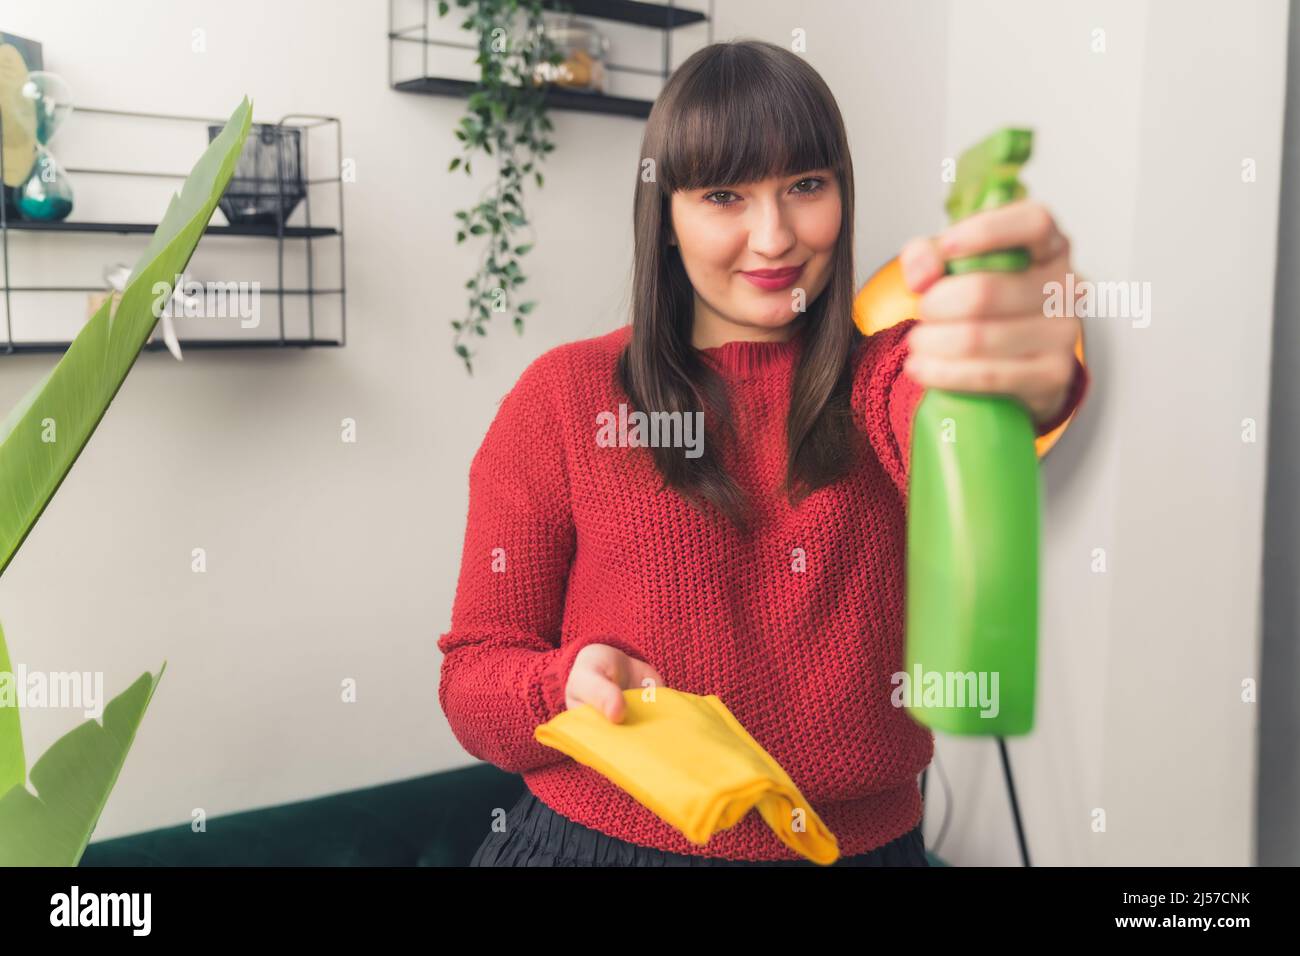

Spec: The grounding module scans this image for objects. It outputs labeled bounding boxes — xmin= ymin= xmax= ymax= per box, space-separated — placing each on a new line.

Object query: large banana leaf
xmin=0 ymin=96 xmax=252 ymax=865
xmin=0 ymin=620 xmax=21 ymax=797
xmin=0 ymin=96 xmax=252 ymax=577
xmin=0 ymin=661 xmax=166 ymax=866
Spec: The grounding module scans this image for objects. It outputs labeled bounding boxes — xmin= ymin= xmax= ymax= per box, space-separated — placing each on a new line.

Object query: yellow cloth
xmin=533 ymin=687 xmax=840 ymax=864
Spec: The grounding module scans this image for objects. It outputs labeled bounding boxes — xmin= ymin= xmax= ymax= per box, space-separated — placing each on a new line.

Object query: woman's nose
xmin=746 ymin=202 xmax=796 ymax=258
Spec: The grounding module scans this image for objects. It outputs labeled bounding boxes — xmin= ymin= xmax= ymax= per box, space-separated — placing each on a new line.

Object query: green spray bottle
xmin=903 ymin=128 xmax=1038 ymax=736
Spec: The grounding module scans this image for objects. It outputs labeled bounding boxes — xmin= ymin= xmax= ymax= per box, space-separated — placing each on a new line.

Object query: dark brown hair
xmin=617 ymin=39 xmax=864 ymax=533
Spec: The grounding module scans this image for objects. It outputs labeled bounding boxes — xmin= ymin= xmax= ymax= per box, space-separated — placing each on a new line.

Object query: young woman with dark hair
xmin=438 ymin=39 xmax=1089 ymax=867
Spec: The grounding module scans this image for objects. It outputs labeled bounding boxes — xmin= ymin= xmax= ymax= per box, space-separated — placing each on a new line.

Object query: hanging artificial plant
xmin=438 ymin=0 xmax=566 ymax=373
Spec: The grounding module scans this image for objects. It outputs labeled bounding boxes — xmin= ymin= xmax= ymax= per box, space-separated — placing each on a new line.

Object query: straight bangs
xmin=656 ymin=49 xmax=847 ymax=194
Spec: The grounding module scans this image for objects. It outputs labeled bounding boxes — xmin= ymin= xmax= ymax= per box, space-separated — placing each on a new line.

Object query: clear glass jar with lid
xmin=533 ymin=15 xmax=609 ymax=93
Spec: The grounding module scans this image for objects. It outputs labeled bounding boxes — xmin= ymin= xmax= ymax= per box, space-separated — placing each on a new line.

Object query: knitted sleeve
xmin=436 ymin=350 xmax=618 ymax=774
xmin=853 ymin=317 xmax=1091 ymax=499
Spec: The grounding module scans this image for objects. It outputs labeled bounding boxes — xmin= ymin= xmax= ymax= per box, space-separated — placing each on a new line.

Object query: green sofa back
xmin=80 ymin=762 xmax=947 ymax=866
xmin=79 ymin=763 xmax=525 ymax=867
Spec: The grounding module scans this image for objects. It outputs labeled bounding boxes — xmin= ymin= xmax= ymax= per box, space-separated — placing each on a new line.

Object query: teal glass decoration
xmin=15 ymin=71 xmax=74 ymax=221
xmin=18 ymin=148 xmax=73 ymax=220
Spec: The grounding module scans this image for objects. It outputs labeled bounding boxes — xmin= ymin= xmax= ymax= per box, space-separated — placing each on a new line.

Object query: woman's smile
xmin=739 ymin=264 xmax=806 ymax=291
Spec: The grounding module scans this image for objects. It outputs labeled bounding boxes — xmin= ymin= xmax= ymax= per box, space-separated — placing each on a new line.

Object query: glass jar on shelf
xmin=532 ymin=15 xmax=609 ymax=94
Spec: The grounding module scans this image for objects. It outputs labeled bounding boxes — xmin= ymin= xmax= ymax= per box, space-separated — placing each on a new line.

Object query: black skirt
xmin=470 ymin=788 xmax=929 ymax=867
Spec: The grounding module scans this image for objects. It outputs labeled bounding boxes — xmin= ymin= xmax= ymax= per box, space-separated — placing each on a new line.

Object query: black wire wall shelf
xmin=389 ymin=0 xmax=713 ymax=120
xmin=0 ymin=106 xmax=347 ymax=355
xmin=2 ymin=220 xmax=339 ymax=239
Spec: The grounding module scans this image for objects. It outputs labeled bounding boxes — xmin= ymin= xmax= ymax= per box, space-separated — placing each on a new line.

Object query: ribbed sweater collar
xmin=695 ymin=324 xmax=806 ymax=380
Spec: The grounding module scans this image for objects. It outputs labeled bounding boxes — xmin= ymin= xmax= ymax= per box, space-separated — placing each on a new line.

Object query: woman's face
xmin=669 ymin=167 xmax=841 ymax=348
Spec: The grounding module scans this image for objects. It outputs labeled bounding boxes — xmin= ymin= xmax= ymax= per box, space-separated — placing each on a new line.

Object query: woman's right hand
xmin=565 ymin=644 xmax=666 ymax=722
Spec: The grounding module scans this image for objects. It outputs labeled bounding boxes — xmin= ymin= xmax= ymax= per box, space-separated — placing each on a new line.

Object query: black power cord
xmin=921 ymin=736 xmax=1032 ymax=866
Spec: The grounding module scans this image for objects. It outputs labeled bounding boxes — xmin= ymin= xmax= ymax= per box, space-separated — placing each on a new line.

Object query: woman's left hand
xmin=898 ymin=199 xmax=1081 ymax=431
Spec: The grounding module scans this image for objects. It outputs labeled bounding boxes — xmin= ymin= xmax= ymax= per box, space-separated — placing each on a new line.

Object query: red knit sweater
xmin=437 ymin=318 xmax=1090 ymax=860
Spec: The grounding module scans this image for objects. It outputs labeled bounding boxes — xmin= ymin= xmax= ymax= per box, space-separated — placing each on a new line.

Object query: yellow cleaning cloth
xmin=534 ymin=687 xmax=840 ymax=864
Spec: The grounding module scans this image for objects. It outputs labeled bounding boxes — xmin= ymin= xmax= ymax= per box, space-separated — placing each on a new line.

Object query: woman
xmin=438 ymin=39 xmax=1089 ymax=867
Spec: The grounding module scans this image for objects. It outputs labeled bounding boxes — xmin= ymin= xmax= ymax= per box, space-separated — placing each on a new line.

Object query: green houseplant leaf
xmin=0 ymin=663 xmax=166 ymax=866
xmin=0 ymin=620 xmax=22 ymax=798
xmin=0 ymin=95 xmax=252 ymax=574
xmin=0 ymin=96 xmax=252 ymax=576
xmin=0 ymin=96 xmax=252 ymax=865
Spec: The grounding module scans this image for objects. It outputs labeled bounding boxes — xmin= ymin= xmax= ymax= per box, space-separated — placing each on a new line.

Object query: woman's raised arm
xmin=851 ymin=317 xmax=1090 ymax=501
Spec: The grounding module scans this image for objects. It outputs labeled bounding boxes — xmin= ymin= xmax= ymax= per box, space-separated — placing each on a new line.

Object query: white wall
xmin=0 ymin=0 xmax=1286 ymax=865
xmin=1 ymin=0 xmax=652 ymax=836
xmin=933 ymin=0 xmax=1289 ymax=866
xmin=0 ymin=0 xmax=951 ymax=842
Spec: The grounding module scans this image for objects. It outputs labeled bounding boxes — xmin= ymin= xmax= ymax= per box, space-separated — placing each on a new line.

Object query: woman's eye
xmin=705 ymin=178 xmax=827 ymax=206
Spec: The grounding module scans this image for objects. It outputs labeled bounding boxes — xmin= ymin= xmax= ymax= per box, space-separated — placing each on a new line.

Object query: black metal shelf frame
xmin=0 ymin=106 xmax=347 ymax=354
xmin=388 ymin=0 xmax=714 ymax=119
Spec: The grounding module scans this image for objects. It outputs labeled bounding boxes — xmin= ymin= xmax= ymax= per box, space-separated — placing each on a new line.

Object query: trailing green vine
xmin=438 ymin=0 xmax=568 ymax=373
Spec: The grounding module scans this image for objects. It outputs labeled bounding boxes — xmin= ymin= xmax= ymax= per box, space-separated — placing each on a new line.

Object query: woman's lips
xmin=740 ymin=265 xmax=804 ymax=291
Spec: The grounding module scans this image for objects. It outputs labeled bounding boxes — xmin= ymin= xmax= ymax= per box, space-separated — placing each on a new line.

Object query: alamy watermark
xmin=151 ymin=272 xmax=260 ymax=328
xmin=1043 ymin=273 xmax=1151 ymax=328
xmin=595 ymin=403 xmax=704 ymax=459
xmin=50 ymin=886 xmax=151 ymax=935
xmin=891 ymin=664 xmax=1000 ymax=719
xmin=0 ymin=665 xmax=104 ymax=720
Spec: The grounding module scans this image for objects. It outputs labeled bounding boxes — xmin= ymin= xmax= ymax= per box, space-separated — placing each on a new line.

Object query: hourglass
xmin=16 ymin=71 xmax=74 ymax=221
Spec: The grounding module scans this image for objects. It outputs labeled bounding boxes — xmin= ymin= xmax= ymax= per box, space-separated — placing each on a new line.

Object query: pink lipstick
xmin=740 ymin=264 xmax=804 ymax=291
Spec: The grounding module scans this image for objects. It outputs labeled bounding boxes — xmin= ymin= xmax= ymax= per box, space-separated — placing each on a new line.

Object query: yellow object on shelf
xmin=534 ymin=687 xmax=840 ymax=865
xmin=85 ymin=289 xmax=122 ymax=321
xmin=852 ymin=254 xmax=1087 ymax=459
xmin=0 ymin=44 xmax=37 ymax=187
